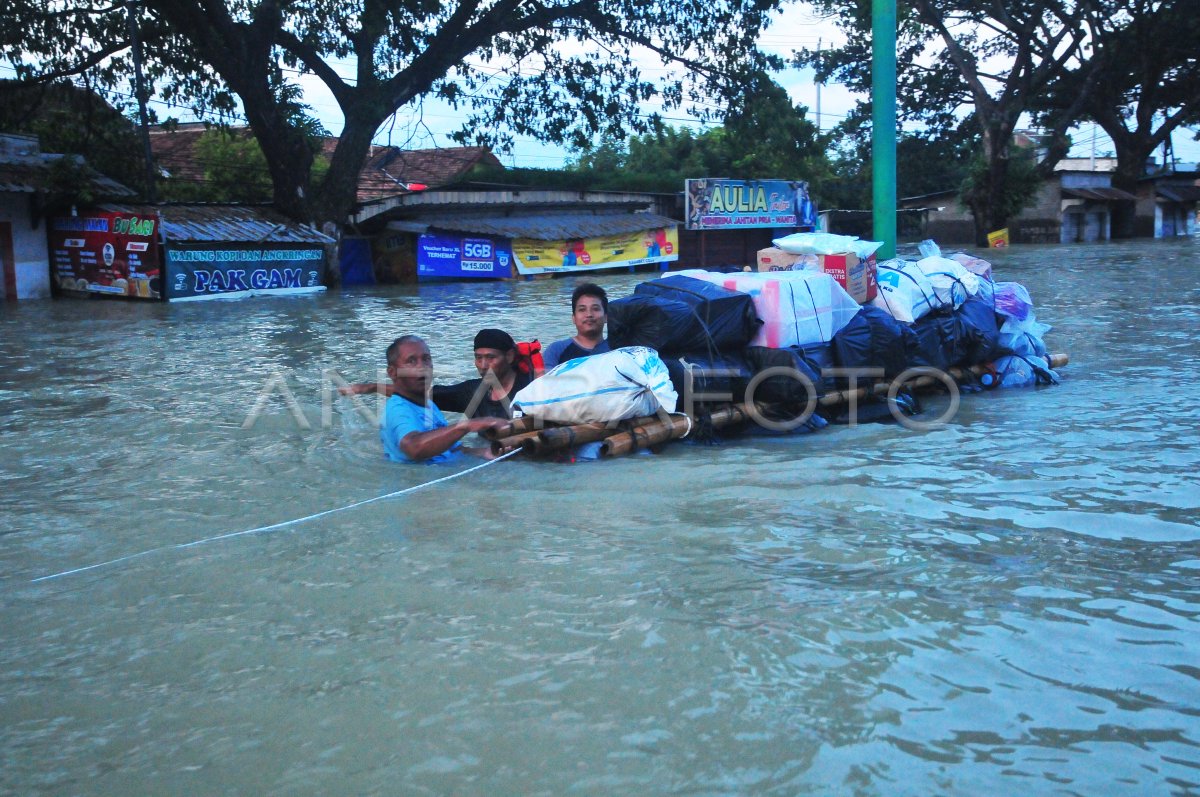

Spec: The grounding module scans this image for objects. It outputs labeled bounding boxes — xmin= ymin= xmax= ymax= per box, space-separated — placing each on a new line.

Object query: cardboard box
xmin=812 ymin=252 xmax=878 ymax=304
xmin=756 ymin=247 xmax=815 ymax=272
xmin=757 ymin=247 xmax=878 ymax=303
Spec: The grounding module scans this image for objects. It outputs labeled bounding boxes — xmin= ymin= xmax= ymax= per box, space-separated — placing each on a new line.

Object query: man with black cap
xmin=341 ymin=328 xmax=531 ymax=420
xmin=432 ymin=328 xmax=532 ymax=420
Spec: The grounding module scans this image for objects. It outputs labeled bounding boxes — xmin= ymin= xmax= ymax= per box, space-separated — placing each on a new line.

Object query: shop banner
xmin=50 ymin=211 xmax=162 ymax=299
xmin=685 ymin=179 xmax=818 ymax=231
xmin=164 ymin=245 xmax=326 ymax=301
xmin=417 ymin=233 xmax=513 ymax=279
xmin=512 ymin=227 xmax=678 ymax=276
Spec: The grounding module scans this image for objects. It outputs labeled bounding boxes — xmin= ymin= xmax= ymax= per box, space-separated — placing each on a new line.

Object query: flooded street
xmin=2 ymin=238 xmax=1199 ymax=795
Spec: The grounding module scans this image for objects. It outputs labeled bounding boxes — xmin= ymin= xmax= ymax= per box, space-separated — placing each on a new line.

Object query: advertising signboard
xmin=511 ymin=226 xmax=678 ymax=276
xmin=164 ymin=244 xmax=326 ymax=301
xmin=49 ymin=211 xmax=162 ymax=299
xmin=685 ymin=179 xmax=818 ymax=231
xmin=417 ymin=233 xmax=513 ymax=279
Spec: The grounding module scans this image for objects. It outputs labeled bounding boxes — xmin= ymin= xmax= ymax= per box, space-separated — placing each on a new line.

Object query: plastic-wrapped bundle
xmin=678 ymin=269 xmax=860 ymax=348
xmin=994 ymin=282 xmax=1035 ymax=321
xmin=617 ymin=275 xmax=761 ymax=353
xmin=956 ymin=297 xmax=1002 ymax=366
xmin=663 ymin=352 xmax=753 ymax=406
xmin=910 ymin=298 xmax=1001 ymax=371
xmin=999 ymin=314 xmax=1051 ymax=357
xmin=743 ymin=345 xmax=829 ymax=404
xmin=513 ymin=346 xmax=677 ymax=423
xmin=916 ymin=255 xmax=981 ymax=309
xmin=871 ymin=259 xmax=944 ymax=323
xmin=994 ymin=354 xmax=1059 ymax=388
xmin=831 ymin=305 xmax=916 ymax=380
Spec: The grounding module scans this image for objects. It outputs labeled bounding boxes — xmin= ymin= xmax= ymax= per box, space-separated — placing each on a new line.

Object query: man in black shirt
xmin=341 ymin=328 xmax=530 ymax=420
xmin=432 ymin=328 xmax=532 ymax=420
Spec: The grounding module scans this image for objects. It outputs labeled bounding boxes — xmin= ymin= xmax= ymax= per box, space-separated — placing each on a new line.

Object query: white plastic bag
xmin=871 ymin=259 xmax=942 ymax=323
xmin=772 ymin=232 xmax=860 ymax=256
xmin=513 ymin=346 xmax=678 ymax=423
xmin=916 ymin=255 xmax=981 ymax=309
xmin=678 ymin=269 xmax=860 ymax=348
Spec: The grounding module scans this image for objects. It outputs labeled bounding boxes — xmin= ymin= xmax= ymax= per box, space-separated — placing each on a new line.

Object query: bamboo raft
xmin=485 ymin=353 xmax=1069 ymax=460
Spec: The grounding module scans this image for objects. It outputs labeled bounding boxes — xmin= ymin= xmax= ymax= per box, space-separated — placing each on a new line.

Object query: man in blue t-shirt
xmin=542 ymin=282 xmax=612 ymax=370
xmin=380 ymin=336 xmax=506 ymax=463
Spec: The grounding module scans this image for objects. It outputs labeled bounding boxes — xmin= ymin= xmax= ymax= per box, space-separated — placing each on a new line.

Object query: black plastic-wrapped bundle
xmin=608 ymin=275 xmax=760 ymax=354
xmin=831 ymin=305 xmax=916 ymax=379
xmin=911 ymin=299 xmax=1001 ymax=371
xmin=955 ymin=297 xmax=1001 ymax=366
xmin=663 ymin=352 xmax=754 ymax=406
xmin=742 ymin=345 xmax=829 ymax=405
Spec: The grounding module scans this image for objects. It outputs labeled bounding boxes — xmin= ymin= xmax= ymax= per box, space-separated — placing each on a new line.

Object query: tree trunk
xmin=1110 ymin=150 xmax=1148 ymax=240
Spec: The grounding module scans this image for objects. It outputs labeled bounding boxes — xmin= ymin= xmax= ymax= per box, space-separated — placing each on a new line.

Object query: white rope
xmin=671 ymin=412 xmax=694 ymax=439
xmin=30 ymin=449 xmax=522 ymax=584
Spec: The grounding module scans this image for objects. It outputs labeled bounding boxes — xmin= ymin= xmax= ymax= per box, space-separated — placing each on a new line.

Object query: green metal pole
xmin=872 ymin=0 xmax=897 ymax=259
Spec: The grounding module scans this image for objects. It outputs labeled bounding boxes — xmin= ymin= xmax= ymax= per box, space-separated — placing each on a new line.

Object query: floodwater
xmin=1 ymin=238 xmax=1198 ymax=796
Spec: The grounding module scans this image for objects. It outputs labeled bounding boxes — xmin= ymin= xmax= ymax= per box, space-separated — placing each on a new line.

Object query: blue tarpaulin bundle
xmin=608 ymin=275 xmax=761 ymax=355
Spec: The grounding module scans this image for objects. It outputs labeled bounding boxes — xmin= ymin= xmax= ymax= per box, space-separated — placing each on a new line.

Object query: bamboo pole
xmin=600 ymin=414 xmax=693 ymax=458
xmin=489 ymin=429 xmax=541 ymax=456
xmin=481 ymin=415 xmax=546 ymax=441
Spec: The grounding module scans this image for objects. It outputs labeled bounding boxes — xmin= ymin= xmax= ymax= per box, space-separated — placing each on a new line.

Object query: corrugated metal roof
xmin=0 ymin=155 xmax=134 ymax=196
xmin=1157 ymin=185 xmax=1200 ymax=203
xmin=1062 ymin=187 xmax=1137 ymax=201
xmin=385 ymin=212 xmax=681 ymax=240
xmin=100 ymin=203 xmax=335 ymax=244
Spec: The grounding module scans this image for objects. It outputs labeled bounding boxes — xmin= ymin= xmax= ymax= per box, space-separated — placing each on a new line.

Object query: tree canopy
xmin=798 ymin=0 xmax=1101 ymax=243
xmin=1033 ymin=0 xmax=1200 ymax=235
xmin=3 ymin=0 xmax=787 ymax=231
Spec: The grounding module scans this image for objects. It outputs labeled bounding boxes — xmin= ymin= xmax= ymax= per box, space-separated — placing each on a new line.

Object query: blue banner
xmin=685 ymin=179 xmax=818 ymax=231
xmin=417 ymin=233 xmax=513 ymax=279
xmin=164 ymin=245 xmax=327 ymax=301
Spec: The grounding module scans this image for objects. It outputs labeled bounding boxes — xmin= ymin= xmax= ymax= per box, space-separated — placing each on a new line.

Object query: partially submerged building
xmin=49 ymin=203 xmax=333 ymax=301
xmin=0 ymin=133 xmax=133 ymax=300
xmin=899 ymin=156 xmax=1199 ymax=245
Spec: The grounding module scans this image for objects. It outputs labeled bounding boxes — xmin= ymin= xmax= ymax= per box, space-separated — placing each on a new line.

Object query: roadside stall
xmin=50 ymin=203 xmax=333 ymax=301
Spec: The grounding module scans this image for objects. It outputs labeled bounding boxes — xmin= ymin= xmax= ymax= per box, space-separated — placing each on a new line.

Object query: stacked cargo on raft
xmin=497 ymin=237 xmax=1068 ymax=459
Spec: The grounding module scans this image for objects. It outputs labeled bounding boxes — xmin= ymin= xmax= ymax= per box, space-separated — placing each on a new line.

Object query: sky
xmin=4 ymin=2 xmax=1197 ymax=169
xmin=285 ymin=1 xmax=1199 ymax=171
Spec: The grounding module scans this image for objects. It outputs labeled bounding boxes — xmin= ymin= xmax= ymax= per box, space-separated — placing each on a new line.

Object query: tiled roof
xmin=151 ymin=125 xmax=502 ymax=202
xmin=147 ymin=123 xmax=232 ymax=183
xmin=354 ymin=145 xmax=503 ymax=200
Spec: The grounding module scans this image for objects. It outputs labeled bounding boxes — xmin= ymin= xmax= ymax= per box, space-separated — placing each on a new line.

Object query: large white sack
xmin=678 ymin=269 xmax=860 ymax=348
xmin=916 ymin=255 xmax=981 ymax=308
xmin=871 ymin=259 xmax=942 ymax=323
xmin=512 ymin=346 xmax=677 ymax=424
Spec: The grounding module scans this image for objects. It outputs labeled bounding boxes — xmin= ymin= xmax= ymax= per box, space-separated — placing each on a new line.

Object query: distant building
xmin=898 ymin=155 xmax=1198 ymax=245
xmin=0 ymin=133 xmax=133 ymax=300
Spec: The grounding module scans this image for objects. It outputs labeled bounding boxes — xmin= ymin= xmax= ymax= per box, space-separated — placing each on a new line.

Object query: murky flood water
xmin=2 ymin=239 xmax=1198 ymax=795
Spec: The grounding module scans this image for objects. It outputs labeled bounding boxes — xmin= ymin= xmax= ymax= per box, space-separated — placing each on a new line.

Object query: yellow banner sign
xmin=987 ymin=228 xmax=1010 ymax=248
xmin=512 ymin=227 xmax=678 ymax=275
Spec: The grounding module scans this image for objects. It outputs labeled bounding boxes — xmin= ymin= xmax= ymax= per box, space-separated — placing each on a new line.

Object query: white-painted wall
xmin=0 ymin=192 xmax=51 ymax=299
